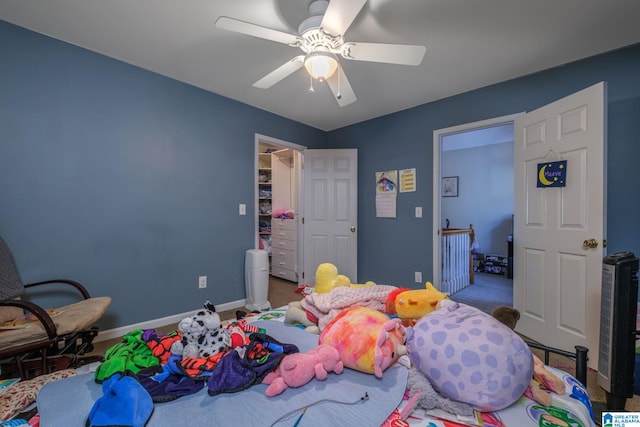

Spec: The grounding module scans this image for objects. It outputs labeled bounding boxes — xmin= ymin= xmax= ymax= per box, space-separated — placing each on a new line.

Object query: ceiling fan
xmin=215 ymin=0 xmax=426 ymax=107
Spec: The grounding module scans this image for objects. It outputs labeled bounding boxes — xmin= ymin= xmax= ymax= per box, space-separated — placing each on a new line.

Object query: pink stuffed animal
xmin=319 ymin=306 xmax=406 ymax=378
xmin=262 ymin=344 xmax=344 ymax=397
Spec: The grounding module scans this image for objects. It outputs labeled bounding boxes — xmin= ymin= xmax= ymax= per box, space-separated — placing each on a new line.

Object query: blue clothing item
xmin=136 ymin=356 xmax=204 ymax=403
xmin=86 ymin=373 xmax=154 ymax=427
xmin=207 ymin=333 xmax=298 ymax=396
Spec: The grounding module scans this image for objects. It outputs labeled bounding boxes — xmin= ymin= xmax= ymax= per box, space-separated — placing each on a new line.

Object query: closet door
xmin=302 ymin=149 xmax=358 ymax=283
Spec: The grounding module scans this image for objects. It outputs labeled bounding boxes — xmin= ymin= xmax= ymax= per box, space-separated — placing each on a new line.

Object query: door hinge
xmin=302 ymin=217 xmax=304 ymax=224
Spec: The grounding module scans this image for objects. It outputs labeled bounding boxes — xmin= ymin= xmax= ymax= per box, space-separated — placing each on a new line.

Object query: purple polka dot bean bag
xmin=406 ymin=301 xmax=533 ymax=412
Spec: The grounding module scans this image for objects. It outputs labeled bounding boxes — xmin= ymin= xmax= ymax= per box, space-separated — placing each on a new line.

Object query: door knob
xmin=350 ymin=226 xmax=356 ymax=233
xmin=582 ymin=238 xmax=598 ymax=249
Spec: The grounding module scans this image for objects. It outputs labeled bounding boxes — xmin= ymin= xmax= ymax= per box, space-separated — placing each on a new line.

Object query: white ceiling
xmin=2 ymin=0 xmax=640 ymax=131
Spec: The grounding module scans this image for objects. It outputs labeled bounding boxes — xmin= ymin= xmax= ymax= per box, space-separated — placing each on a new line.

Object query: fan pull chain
xmin=336 ymin=67 xmax=342 ymax=100
xmin=308 ymin=74 xmax=314 ymax=93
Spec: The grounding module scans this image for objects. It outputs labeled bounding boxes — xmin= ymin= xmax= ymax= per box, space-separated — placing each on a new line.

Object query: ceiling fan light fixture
xmin=304 ymin=51 xmax=338 ymax=80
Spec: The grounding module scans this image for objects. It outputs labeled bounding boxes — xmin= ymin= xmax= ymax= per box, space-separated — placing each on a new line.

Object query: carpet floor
xmin=448 ymin=271 xmax=513 ymax=314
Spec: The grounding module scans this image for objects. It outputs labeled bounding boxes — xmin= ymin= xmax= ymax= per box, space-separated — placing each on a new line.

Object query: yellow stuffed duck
xmin=313 ymin=263 xmax=375 ymax=294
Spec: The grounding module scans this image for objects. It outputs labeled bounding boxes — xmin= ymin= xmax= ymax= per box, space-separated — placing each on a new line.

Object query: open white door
xmin=302 ymin=149 xmax=358 ymax=284
xmin=514 ymin=82 xmax=606 ymax=369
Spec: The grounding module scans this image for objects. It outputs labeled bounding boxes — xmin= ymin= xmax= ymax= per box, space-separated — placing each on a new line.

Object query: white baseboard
xmin=94 ymin=299 xmax=247 ymax=342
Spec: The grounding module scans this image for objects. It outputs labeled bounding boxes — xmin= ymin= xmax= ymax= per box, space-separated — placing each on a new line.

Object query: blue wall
xmin=328 ymin=43 xmax=640 ymax=286
xmin=442 ymin=142 xmax=514 ymax=256
xmin=0 ymin=21 xmax=326 ymax=329
xmin=2 ymin=19 xmax=639 ymax=330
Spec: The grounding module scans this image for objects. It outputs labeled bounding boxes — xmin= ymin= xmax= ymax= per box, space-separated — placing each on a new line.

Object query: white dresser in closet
xmin=271 ymin=218 xmax=297 ymax=282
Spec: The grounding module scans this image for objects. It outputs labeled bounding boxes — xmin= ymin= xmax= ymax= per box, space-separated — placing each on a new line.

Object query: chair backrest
xmin=0 ymin=237 xmax=25 ymax=300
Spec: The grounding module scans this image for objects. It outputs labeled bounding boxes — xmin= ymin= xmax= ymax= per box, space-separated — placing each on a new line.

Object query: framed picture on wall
xmin=442 ymin=176 xmax=459 ymax=197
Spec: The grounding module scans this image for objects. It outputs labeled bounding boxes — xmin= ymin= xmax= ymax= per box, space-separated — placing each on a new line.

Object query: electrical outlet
xmin=198 ymin=275 xmax=207 ymax=289
xmin=415 ymin=271 xmax=422 ymax=283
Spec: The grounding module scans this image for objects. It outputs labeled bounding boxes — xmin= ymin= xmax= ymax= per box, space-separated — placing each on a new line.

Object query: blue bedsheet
xmin=38 ymin=320 xmax=408 ymax=426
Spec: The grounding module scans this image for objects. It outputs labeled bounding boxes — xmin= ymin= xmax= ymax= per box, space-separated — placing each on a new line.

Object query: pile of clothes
xmin=86 ymin=302 xmax=299 ymax=427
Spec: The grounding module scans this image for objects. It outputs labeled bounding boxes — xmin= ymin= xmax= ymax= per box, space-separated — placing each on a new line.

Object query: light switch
xmin=239 ymin=204 xmax=246 ymax=215
xmin=415 ymin=207 xmax=422 ymax=218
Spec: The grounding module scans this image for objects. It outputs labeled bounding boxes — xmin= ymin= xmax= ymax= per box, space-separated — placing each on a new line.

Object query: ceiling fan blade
xmin=342 ymin=42 xmax=426 ymax=66
xmin=253 ymin=56 xmax=305 ymax=89
xmin=320 ymin=0 xmax=367 ymax=36
xmin=326 ymin=65 xmax=356 ymax=107
xmin=215 ymin=16 xmax=301 ymax=46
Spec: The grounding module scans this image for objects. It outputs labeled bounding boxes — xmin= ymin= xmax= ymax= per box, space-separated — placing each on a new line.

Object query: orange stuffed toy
xmin=386 ymin=282 xmax=448 ymax=326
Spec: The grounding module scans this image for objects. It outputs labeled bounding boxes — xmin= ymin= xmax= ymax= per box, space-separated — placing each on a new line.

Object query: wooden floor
xmin=216 ymin=276 xmax=302 ymax=321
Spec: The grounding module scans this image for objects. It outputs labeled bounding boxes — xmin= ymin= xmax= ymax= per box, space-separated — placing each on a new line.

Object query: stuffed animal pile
xmin=253 ymin=263 xmax=568 ymax=417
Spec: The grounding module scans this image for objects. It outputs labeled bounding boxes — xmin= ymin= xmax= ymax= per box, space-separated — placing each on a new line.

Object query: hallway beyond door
xmin=448 ymin=272 xmax=513 ymax=314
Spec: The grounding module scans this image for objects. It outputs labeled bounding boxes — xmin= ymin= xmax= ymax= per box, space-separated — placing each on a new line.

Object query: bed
xmin=36 ymin=308 xmax=596 ymax=427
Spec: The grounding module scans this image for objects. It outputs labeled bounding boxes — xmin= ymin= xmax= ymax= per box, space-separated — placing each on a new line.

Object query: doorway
xmin=432 ymin=114 xmax=520 ymax=313
xmin=255 ymin=134 xmax=305 ymax=287
xmin=255 ymin=135 xmax=359 ymax=287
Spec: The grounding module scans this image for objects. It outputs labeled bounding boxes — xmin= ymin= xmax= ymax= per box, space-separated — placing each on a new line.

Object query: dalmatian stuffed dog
xmin=171 ymin=301 xmax=230 ymax=359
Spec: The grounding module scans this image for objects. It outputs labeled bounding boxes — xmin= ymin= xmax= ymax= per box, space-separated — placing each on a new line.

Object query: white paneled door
xmin=514 ymin=82 xmax=606 ymax=369
xmin=302 ymin=149 xmax=358 ymax=284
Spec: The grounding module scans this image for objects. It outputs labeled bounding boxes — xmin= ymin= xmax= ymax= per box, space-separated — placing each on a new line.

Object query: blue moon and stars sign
xmin=537 ymin=160 xmax=567 ymax=188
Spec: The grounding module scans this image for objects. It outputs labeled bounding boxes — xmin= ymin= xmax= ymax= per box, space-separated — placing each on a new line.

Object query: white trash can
xmin=244 ymin=249 xmax=271 ymax=311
